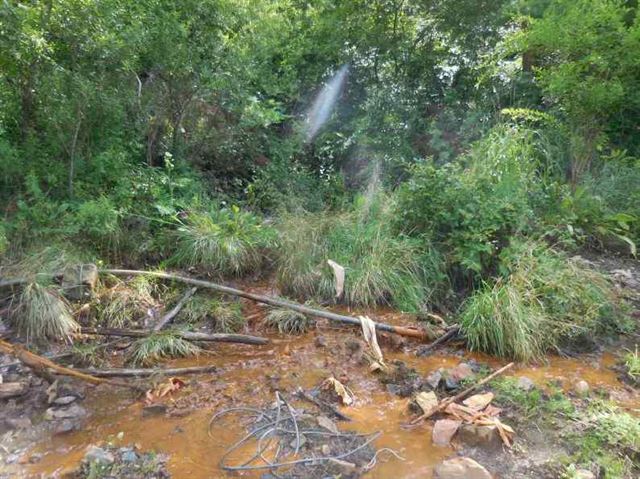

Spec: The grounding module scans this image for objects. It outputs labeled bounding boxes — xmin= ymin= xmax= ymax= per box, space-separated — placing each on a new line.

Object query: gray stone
xmin=53 ymin=395 xmax=77 ymax=406
xmin=426 ymin=370 xmax=443 ymax=389
xmin=54 ymin=419 xmax=80 ymax=435
xmin=45 ymin=404 xmax=87 ymax=420
xmin=142 ymin=404 xmax=167 ymax=417
xmin=6 ymin=454 xmax=20 ymax=464
xmin=458 ymin=424 xmax=502 ymax=449
xmin=434 ymin=457 xmax=493 ymax=479
xmin=450 ymin=363 xmax=474 ymax=381
xmin=574 ymin=470 xmax=595 ymax=479
xmin=516 ymin=376 xmax=535 ymax=392
xmin=84 ymin=446 xmax=114 ymax=466
xmin=432 ymin=419 xmax=461 ymax=446
xmin=574 ymin=380 xmax=590 ymax=396
xmin=121 ymin=450 xmax=138 ymax=463
xmin=5 ymin=416 xmax=32 ymax=430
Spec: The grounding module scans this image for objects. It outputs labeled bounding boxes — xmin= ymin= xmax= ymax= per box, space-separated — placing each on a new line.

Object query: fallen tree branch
xmin=295 ymin=387 xmax=352 ymax=422
xmin=74 ymin=365 xmax=217 ymax=378
xmin=410 ymin=362 xmax=514 ymax=425
xmin=101 ymin=269 xmax=430 ymax=341
xmin=0 ymin=339 xmax=139 ymax=390
xmin=81 ymin=327 xmax=269 ymax=345
xmin=153 ymin=287 xmax=197 ymax=331
xmin=417 ymin=325 xmax=460 ymax=356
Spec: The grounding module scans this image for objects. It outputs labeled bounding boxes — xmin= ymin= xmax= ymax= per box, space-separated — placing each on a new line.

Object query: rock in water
xmin=516 ymin=376 xmax=535 ymax=391
xmin=84 ymin=445 xmax=115 ymax=466
xmin=434 ymin=457 xmax=493 ymax=479
xmin=458 ymin=424 xmax=502 ymax=449
xmin=432 ymin=419 xmax=462 ymax=446
xmin=574 ymin=380 xmax=590 ymax=395
xmin=53 ymin=395 xmax=77 ymax=406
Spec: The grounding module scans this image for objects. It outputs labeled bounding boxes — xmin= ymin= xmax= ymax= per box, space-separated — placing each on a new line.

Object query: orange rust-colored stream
xmin=25 ymin=304 xmax=639 ymax=478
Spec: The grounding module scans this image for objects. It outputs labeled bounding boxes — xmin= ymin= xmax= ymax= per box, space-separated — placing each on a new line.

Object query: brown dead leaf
xmin=321 ymin=377 xmax=355 ymax=406
xmin=317 ymin=416 xmax=339 ymax=434
xmin=145 ymin=377 xmax=187 ymax=404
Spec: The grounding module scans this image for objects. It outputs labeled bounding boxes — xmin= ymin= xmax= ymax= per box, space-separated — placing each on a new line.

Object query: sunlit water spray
xmin=304 ymin=64 xmax=349 ymax=142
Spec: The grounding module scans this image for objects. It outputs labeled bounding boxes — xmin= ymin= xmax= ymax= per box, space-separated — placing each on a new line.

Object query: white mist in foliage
xmin=304 ymin=64 xmax=349 ymax=142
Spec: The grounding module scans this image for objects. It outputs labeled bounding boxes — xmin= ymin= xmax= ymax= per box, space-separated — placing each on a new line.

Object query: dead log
xmin=417 ymin=325 xmax=460 ymax=356
xmin=81 ymin=327 xmax=269 ymax=345
xmin=153 ymin=287 xmax=197 ymax=331
xmin=295 ymin=387 xmax=352 ymax=422
xmin=410 ymin=362 xmax=514 ymax=425
xmin=0 ymin=339 xmax=139 ymax=390
xmin=74 ymin=365 xmax=217 ymax=378
xmin=101 ymin=269 xmax=430 ymax=341
xmin=0 ymin=382 xmax=28 ymax=399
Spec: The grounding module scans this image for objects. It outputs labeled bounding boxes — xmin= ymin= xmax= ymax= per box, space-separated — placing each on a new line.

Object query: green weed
xmin=11 ymin=282 xmax=79 ymax=343
xmin=128 ymin=331 xmax=200 ymax=366
xmin=180 ymin=295 xmax=245 ymax=333
xmin=275 ymin=192 xmax=444 ymax=312
xmin=98 ymin=276 xmax=159 ymax=328
xmin=171 ymin=206 xmax=274 ymax=276
xmin=623 ymin=346 xmax=639 ymax=381
xmin=263 ymin=308 xmax=312 ymax=335
xmin=461 ymin=240 xmax=622 ymax=361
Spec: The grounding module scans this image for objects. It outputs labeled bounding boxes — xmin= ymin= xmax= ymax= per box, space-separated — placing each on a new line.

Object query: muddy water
xmin=26 ymin=303 xmax=639 ymax=478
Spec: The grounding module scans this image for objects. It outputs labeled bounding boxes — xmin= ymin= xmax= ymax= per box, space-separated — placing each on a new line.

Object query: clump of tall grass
xmin=275 ymin=193 xmax=444 ymax=312
xmin=128 ymin=331 xmax=201 ymax=366
xmin=11 ymin=282 xmax=79 ymax=342
xmin=170 ymin=206 xmax=275 ymax=276
xmin=461 ymin=239 xmax=622 ymax=361
xmin=180 ymin=294 xmax=245 ymax=333
xmin=98 ymin=276 xmax=159 ymax=328
xmin=263 ymin=308 xmax=312 ymax=335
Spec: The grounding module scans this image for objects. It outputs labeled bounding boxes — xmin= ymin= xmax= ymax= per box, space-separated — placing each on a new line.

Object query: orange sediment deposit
xmin=25 ymin=305 xmax=640 ymax=478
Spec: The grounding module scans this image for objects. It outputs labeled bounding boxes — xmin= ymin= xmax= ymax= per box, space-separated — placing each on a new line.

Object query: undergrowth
xmin=11 ymin=282 xmax=79 ymax=343
xmin=97 ymin=276 xmax=159 ymax=328
xmin=275 ymin=192 xmax=444 ymax=312
xmin=128 ymin=331 xmax=201 ymax=366
xmin=461 ymin=239 xmax=624 ymax=361
xmin=263 ymin=308 xmax=312 ymax=335
xmin=180 ymin=294 xmax=245 ymax=333
xmin=170 ymin=206 xmax=275 ymax=276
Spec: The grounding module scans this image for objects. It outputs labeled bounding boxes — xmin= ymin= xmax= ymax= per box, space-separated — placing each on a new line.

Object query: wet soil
xmin=1 ymin=259 xmax=639 ymax=479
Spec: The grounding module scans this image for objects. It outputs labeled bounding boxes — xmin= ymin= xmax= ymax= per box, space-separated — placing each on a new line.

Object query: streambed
xmin=18 ymin=297 xmax=638 ymax=479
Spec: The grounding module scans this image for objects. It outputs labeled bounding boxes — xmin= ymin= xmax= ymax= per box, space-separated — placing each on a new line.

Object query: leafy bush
xmin=542 ymin=183 xmax=637 ymax=255
xmin=275 ymin=192 xmax=444 ymax=311
xmin=398 ymin=126 xmax=544 ymax=278
xmin=170 ymin=206 xmax=275 ymax=276
xmin=461 ymin=240 xmax=622 ymax=361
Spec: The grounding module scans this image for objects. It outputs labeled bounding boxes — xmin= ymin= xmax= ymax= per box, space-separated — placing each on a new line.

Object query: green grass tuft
xmin=461 ymin=239 xmax=623 ymax=361
xmin=263 ymin=308 xmax=312 ymax=335
xmin=180 ymin=294 xmax=245 ymax=333
xmin=624 ymin=346 xmax=639 ymax=381
xmin=11 ymin=282 xmax=79 ymax=342
xmin=128 ymin=331 xmax=201 ymax=366
xmin=275 ymin=192 xmax=444 ymax=312
xmin=170 ymin=206 xmax=274 ymax=277
xmin=98 ymin=276 xmax=158 ymax=328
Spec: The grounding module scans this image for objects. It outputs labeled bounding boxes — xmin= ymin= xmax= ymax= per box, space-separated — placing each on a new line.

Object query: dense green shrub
xmin=461 ymin=240 xmax=624 ymax=361
xmin=276 ymin=192 xmax=445 ymax=312
xmin=170 ymin=206 xmax=275 ymax=276
xmin=398 ymin=126 xmax=543 ymax=277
